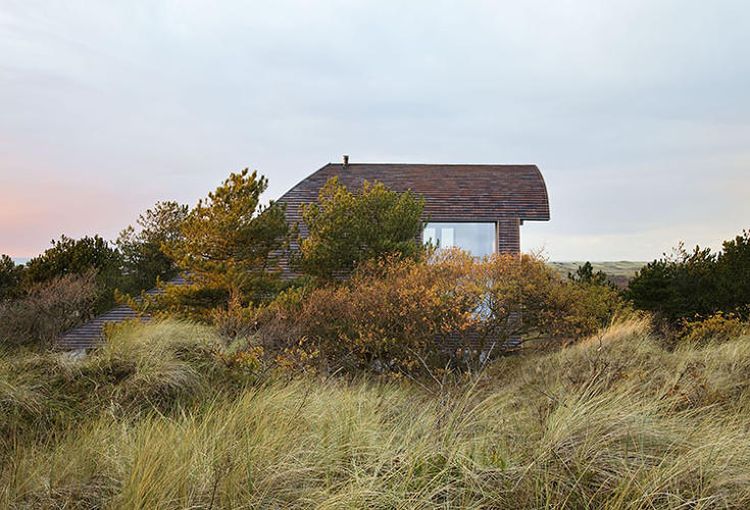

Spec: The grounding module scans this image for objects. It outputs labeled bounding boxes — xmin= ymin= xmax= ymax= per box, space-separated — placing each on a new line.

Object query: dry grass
xmin=2 ymin=319 xmax=750 ymax=508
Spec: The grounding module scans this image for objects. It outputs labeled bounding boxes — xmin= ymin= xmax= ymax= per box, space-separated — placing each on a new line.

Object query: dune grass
xmin=2 ymin=319 xmax=750 ymax=508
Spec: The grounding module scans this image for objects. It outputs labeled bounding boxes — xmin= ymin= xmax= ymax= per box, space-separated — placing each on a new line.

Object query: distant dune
xmin=549 ymin=261 xmax=645 ymax=288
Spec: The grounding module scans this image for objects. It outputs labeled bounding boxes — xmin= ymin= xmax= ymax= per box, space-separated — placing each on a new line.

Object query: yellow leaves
xmin=680 ymin=312 xmax=748 ymax=345
xmin=261 ymin=251 xmax=625 ymax=375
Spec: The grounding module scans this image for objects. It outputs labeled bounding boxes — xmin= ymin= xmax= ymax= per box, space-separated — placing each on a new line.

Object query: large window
xmin=422 ymin=222 xmax=496 ymax=258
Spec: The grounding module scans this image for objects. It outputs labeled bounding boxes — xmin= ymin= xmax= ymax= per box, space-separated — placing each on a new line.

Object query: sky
xmin=1 ymin=0 xmax=749 ymax=261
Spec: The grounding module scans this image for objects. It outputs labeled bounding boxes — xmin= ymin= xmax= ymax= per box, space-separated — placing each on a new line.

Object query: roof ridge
xmin=327 ymin=162 xmax=539 ymax=167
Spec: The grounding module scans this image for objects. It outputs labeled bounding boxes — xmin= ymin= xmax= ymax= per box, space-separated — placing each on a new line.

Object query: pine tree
xmin=165 ymin=169 xmax=289 ymax=306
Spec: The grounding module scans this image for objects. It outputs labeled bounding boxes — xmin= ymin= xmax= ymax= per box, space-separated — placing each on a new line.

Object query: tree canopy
xmin=626 ymin=231 xmax=750 ymax=323
xmin=298 ymin=177 xmax=425 ymax=281
xmin=0 ymin=255 xmax=24 ymax=300
xmin=165 ymin=169 xmax=289 ymax=306
xmin=117 ymin=200 xmax=189 ymax=291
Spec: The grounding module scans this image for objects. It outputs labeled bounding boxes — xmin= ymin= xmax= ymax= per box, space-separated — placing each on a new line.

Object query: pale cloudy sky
xmin=1 ymin=0 xmax=748 ymax=260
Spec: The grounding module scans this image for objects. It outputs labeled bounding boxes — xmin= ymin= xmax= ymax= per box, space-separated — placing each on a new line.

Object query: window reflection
xmin=422 ymin=222 xmax=496 ymax=257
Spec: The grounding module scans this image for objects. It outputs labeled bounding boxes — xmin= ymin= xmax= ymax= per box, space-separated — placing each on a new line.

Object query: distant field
xmin=549 ymin=261 xmax=646 ymax=288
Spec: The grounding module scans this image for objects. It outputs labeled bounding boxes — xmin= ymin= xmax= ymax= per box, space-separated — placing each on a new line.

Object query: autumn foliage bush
xmin=260 ymin=251 xmax=626 ymax=374
xmin=678 ymin=312 xmax=748 ymax=346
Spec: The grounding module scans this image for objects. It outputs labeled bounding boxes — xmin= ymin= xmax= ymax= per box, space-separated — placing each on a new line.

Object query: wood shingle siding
xmin=56 ymin=275 xmax=186 ymax=351
xmin=56 ymin=304 xmax=140 ymax=350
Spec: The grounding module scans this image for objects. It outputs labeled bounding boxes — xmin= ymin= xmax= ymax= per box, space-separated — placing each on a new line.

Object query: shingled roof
xmin=276 ymin=163 xmax=550 ymax=236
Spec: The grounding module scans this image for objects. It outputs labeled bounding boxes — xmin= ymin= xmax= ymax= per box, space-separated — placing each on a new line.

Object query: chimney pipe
xmin=343 ymin=154 xmax=349 ymax=167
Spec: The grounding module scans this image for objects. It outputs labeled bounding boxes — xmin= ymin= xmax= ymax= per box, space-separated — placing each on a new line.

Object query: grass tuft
xmin=3 ymin=318 xmax=750 ymax=508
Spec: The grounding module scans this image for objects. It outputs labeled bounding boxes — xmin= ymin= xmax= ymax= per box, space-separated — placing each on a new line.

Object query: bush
xmin=24 ymin=235 xmax=124 ymax=312
xmin=262 ymin=252 xmax=626 ymax=374
xmin=287 ymin=251 xmax=478 ymax=373
xmin=116 ymin=200 xmax=189 ymax=292
xmin=679 ymin=312 xmax=747 ymax=346
xmin=627 ymin=230 xmax=750 ymax=324
xmin=0 ymin=271 xmax=97 ymax=348
xmin=715 ymin=230 xmax=750 ymax=313
xmin=209 ymin=298 xmax=262 ymax=342
xmin=130 ymin=280 xmax=230 ymax=322
xmin=0 ymin=254 xmax=24 ymax=300
xmin=477 ymin=254 xmax=625 ymax=347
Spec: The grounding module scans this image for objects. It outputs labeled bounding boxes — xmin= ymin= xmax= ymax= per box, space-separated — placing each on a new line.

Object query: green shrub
xmin=627 ymin=230 xmax=750 ymax=324
xmin=116 ymin=200 xmax=189 ymax=293
xmin=0 ymin=254 xmax=24 ymax=300
xmin=24 ymin=235 xmax=124 ymax=312
xmin=298 ymin=176 xmax=425 ymax=280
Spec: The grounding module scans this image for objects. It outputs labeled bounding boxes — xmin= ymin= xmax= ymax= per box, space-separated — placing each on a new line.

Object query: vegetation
xmin=550 ymin=261 xmax=644 ymax=289
xmin=241 ymin=251 xmax=624 ymax=375
xmin=3 ymin=317 xmax=750 ymax=508
xmin=3 ymin=167 xmax=749 ymax=506
xmin=0 ymin=271 xmax=98 ymax=348
xmin=567 ymin=260 xmax=616 ymax=289
xmin=298 ymin=176 xmax=425 ymax=280
xmin=627 ymin=231 xmax=750 ymax=324
xmin=160 ymin=169 xmax=290 ymax=314
xmin=23 ymin=235 xmax=123 ymax=312
xmin=0 ymin=254 xmax=24 ymax=300
xmin=116 ymin=200 xmax=189 ymax=291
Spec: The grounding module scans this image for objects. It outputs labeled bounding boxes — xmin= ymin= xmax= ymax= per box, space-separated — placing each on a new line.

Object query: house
xmin=57 ymin=159 xmax=550 ymax=350
xmin=277 ymin=157 xmax=550 ymax=266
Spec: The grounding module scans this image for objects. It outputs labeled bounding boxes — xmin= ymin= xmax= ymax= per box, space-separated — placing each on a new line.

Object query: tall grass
xmin=2 ymin=319 xmax=750 ymax=508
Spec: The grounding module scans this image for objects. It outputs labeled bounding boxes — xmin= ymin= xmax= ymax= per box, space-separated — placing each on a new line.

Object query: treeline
xmin=0 ymin=202 xmax=189 ymax=310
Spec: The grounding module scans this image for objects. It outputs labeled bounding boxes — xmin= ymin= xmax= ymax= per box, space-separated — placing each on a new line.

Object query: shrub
xmin=116 ymin=200 xmax=189 ymax=293
xmin=23 ymin=235 xmax=124 ymax=312
xmin=567 ymin=260 xmax=616 ymax=289
xmin=209 ymin=298 xmax=262 ymax=342
xmin=262 ymin=252 xmax=626 ymax=374
xmin=130 ymin=280 xmax=230 ymax=322
xmin=0 ymin=271 xmax=97 ymax=348
xmin=627 ymin=230 xmax=750 ymax=324
xmin=715 ymin=230 xmax=750 ymax=314
xmin=475 ymin=254 xmax=626 ymax=349
xmin=298 ymin=177 xmax=425 ymax=280
xmin=679 ymin=312 xmax=747 ymax=345
xmin=0 ymin=254 xmax=24 ymax=300
xmin=293 ymin=251 xmax=478 ymax=372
